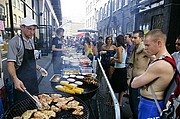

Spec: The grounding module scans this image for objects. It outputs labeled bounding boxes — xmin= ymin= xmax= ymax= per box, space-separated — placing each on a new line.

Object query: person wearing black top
xmin=52 ymin=28 xmax=67 ymax=74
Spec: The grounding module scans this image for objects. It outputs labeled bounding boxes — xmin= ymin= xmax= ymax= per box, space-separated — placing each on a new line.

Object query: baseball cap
xmin=20 ymin=17 xmax=37 ymax=26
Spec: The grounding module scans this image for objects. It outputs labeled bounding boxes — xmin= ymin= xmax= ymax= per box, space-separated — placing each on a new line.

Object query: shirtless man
xmin=127 ymin=30 xmax=152 ymax=119
xmin=131 ymin=29 xmax=174 ymax=118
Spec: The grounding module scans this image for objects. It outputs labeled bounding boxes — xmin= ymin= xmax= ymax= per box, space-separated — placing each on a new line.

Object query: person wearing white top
xmin=172 ymin=36 xmax=180 ymax=72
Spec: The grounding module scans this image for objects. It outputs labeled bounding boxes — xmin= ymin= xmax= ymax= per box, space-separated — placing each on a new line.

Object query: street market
xmin=0 ymin=0 xmax=180 ymax=119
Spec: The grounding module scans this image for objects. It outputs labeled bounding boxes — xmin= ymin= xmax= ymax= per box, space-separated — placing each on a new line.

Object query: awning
xmin=76 ymin=32 xmax=85 ymax=37
xmin=0 ymin=20 xmax=4 ymax=30
xmin=77 ymin=29 xmax=98 ymax=33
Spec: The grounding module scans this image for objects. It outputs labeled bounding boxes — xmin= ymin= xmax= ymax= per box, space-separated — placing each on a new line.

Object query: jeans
xmin=129 ymin=87 xmax=140 ymax=119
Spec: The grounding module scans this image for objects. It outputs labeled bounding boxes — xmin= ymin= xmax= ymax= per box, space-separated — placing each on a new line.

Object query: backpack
xmin=157 ymin=56 xmax=180 ymax=118
xmin=162 ymin=56 xmax=180 ymax=104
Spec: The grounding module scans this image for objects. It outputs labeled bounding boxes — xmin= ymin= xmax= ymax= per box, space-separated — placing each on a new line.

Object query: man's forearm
xmin=127 ymin=64 xmax=133 ymax=79
xmin=7 ymin=62 xmax=18 ymax=82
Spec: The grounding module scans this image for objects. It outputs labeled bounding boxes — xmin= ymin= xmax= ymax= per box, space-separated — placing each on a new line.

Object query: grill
xmin=4 ymin=93 xmax=90 ymax=119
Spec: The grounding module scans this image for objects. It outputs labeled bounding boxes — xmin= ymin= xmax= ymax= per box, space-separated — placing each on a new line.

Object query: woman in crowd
xmin=110 ymin=35 xmax=127 ymax=106
xmin=84 ymin=37 xmax=96 ymax=61
xmin=100 ymin=36 xmax=116 ymax=79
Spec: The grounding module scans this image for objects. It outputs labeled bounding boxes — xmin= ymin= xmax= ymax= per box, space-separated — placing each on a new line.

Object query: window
xmin=21 ymin=2 xmax=24 ymax=11
xmin=18 ymin=16 xmax=21 ymax=24
xmin=95 ymin=10 xmax=98 ymax=21
xmin=0 ymin=7 xmax=2 ymax=14
xmin=13 ymin=0 xmax=16 ymax=6
xmin=107 ymin=2 xmax=110 ymax=16
xmin=100 ymin=7 xmax=102 ymax=20
xmin=123 ymin=0 xmax=128 ymax=6
xmin=102 ymin=7 xmax=105 ymax=19
xmin=13 ymin=14 xmax=17 ymax=24
xmin=90 ymin=17 xmax=92 ymax=27
xmin=90 ymin=2 xmax=92 ymax=12
xmin=126 ymin=22 xmax=133 ymax=33
xmin=98 ymin=11 xmax=100 ymax=21
xmin=116 ymin=0 xmax=119 ymax=9
xmin=92 ymin=16 xmax=94 ymax=28
xmin=115 ymin=0 xmax=117 ymax=10
xmin=104 ymin=4 xmax=107 ymax=18
xmin=139 ymin=25 xmax=142 ymax=30
xmin=118 ymin=0 xmax=122 ymax=9
xmin=17 ymin=0 xmax=20 ymax=9
xmin=112 ymin=0 xmax=115 ymax=11
xmin=0 ymin=5 xmax=4 ymax=14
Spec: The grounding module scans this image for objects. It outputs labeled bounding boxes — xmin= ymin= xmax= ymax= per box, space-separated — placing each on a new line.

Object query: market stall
xmin=50 ymin=47 xmax=99 ymax=101
xmin=4 ymin=46 xmax=100 ymax=119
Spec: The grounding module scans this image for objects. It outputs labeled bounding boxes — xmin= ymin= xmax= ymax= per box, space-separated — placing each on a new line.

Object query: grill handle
xmin=24 ymin=89 xmax=42 ymax=108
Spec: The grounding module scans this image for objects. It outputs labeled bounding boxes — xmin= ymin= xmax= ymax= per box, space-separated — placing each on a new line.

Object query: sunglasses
xmin=175 ymin=43 xmax=180 ymax=46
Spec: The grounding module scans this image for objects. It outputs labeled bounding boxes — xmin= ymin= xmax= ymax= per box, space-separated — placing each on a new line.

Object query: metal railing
xmin=96 ymin=58 xmax=121 ymax=119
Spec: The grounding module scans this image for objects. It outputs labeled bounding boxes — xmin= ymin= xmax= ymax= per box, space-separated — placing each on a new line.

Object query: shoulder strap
xmin=150 ymin=85 xmax=162 ymax=114
xmin=161 ymin=56 xmax=176 ymax=68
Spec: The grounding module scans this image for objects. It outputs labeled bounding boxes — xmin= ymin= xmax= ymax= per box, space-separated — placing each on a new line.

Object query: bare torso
xmin=140 ymin=60 xmax=174 ymax=100
xmin=133 ymin=50 xmax=150 ymax=77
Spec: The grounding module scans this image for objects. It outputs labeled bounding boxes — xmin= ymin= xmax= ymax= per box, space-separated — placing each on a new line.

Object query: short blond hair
xmin=145 ymin=29 xmax=167 ymax=43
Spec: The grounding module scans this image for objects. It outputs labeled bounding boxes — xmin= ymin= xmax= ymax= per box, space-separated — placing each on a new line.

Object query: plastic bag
xmin=160 ymin=103 xmax=174 ymax=119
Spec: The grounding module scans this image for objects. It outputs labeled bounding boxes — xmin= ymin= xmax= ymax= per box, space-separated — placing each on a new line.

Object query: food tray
xmin=80 ymin=67 xmax=92 ymax=73
xmin=79 ymin=60 xmax=91 ymax=66
xmin=51 ymin=74 xmax=99 ymax=100
xmin=49 ymin=74 xmax=62 ymax=82
xmin=62 ymin=68 xmax=80 ymax=75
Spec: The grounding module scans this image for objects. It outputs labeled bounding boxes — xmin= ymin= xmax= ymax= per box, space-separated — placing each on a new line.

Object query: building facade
xmin=0 ymin=0 xmax=62 ymax=56
xmin=88 ymin=0 xmax=180 ymax=53
xmin=135 ymin=0 xmax=180 ymax=53
xmin=93 ymin=0 xmax=136 ymax=39
xmin=61 ymin=18 xmax=85 ymax=37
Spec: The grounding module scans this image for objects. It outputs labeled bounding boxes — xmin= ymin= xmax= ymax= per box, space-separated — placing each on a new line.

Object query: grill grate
xmin=4 ymin=93 xmax=89 ymax=119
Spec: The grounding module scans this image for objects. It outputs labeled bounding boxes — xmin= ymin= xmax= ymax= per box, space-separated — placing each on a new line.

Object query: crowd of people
xmin=64 ymin=28 xmax=179 ymax=119
xmin=6 ymin=17 xmax=180 ymax=119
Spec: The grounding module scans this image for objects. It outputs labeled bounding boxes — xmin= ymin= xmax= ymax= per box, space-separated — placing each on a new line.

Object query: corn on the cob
xmin=65 ymin=88 xmax=75 ymax=94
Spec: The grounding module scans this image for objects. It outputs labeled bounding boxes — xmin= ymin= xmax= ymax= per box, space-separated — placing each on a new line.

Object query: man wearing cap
xmin=7 ymin=17 xmax=48 ymax=103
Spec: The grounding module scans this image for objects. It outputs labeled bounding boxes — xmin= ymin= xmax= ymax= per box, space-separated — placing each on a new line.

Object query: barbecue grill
xmin=4 ymin=93 xmax=90 ymax=119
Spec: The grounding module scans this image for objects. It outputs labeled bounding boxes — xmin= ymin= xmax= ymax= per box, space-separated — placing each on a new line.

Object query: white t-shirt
xmin=172 ymin=51 xmax=180 ymax=72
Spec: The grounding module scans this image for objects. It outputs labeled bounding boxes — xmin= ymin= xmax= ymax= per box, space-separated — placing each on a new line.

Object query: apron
xmin=13 ymin=35 xmax=39 ymax=103
xmin=52 ymin=37 xmax=63 ymax=74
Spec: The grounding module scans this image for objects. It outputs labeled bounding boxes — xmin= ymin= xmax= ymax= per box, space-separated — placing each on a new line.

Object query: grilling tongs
xmin=24 ymin=89 xmax=42 ymax=108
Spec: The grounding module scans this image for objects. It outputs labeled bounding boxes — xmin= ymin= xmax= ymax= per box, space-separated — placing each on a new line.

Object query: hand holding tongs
xmin=24 ymin=89 xmax=42 ymax=108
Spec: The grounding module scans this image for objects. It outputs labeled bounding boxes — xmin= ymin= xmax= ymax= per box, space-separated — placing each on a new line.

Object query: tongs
xmin=24 ymin=89 xmax=42 ymax=108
